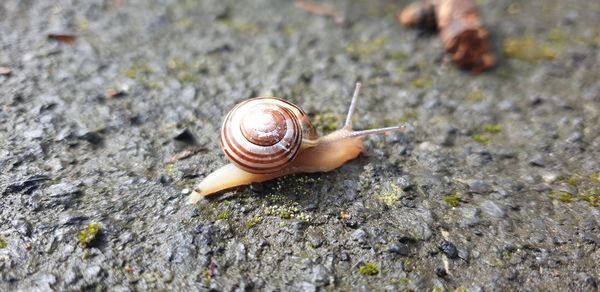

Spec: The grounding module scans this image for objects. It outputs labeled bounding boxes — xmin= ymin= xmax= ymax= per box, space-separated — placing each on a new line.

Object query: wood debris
xmin=340 ymin=211 xmax=351 ymax=220
xmin=106 ymin=85 xmax=129 ymax=98
xmin=398 ymin=0 xmax=496 ymax=73
xmin=47 ymin=33 xmax=77 ymax=45
xmin=123 ymin=265 xmax=134 ymax=273
xmin=106 ymin=88 xmax=127 ymax=98
xmin=398 ymin=0 xmax=436 ymax=31
xmin=167 ymin=147 xmax=206 ymax=163
xmin=294 ymin=0 xmax=345 ymax=25
xmin=0 ymin=67 xmax=12 ymax=76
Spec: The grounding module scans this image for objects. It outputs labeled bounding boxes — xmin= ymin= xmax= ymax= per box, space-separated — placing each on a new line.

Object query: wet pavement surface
xmin=0 ymin=0 xmax=599 ymax=290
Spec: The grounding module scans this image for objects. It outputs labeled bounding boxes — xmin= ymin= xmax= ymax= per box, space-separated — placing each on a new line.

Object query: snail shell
xmin=220 ymin=97 xmax=318 ymax=174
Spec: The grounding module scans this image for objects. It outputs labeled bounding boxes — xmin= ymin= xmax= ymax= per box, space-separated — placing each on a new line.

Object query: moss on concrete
xmin=78 ymin=223 xmax=101 ymax=247
xmin=358 ymin=262 xmax=379 ymax=276
xmin=443 ymin=192 xmax=460 ymax=207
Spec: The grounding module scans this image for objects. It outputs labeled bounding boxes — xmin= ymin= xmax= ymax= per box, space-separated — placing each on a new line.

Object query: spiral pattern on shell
xmin=220 ymin=97 xmax=314 ymax=174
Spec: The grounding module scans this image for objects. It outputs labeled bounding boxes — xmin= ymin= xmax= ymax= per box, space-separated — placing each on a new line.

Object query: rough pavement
xmin=1 ymin=0 xmax=599 ymax=290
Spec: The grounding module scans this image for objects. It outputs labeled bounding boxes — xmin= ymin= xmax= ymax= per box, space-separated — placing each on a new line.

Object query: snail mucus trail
xmin=188 ymin=83 xmax=411 ymax=204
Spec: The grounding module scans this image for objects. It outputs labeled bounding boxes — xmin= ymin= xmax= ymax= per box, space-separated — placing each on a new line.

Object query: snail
xmin=188 ymin=83 xmax=410 ymax=203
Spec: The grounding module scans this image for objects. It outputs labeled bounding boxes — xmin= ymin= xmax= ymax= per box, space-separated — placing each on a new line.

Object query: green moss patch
xmin=126 ymin=62 xmax=154 ymax=79
xmin=312 ymin=109 xmax=340 ymax=133
xmin=503 ymin=36 xmax=561 ymax=63
xmin=264 ymin=204 xmax=311 ymax=222
xmin=216 ymin=210 xmax=232 ymax=220
xmin=591 ymin=173 xmax=600 ymax=185
xmin=358 ymin=262 xmax=379 ymax=276
xmin=443 ymin=192 xmax=460 ymax=207
xmin=549 ymin=191 xmax=573 ymax=203
xmin=565 ymin=176 xmax=580 ymax=187
xmin=377 ymin=184 xmax=403 ymax=207
xmin=471 ymin=124 xmax=503 ymax=144
xmin=165 ymin=164 xmax=175 ymax=177
xmin=411 ymin=77 xmax=432 ymax=89
xmin=245 ymin=215 xmax=263 ymax=229
xmin=221 ymin=19 xmax=261 ymax=34
xmin=547 ymin=29 xmax=568 ymax=45
xmin=483 ymin=124 xmax=503 ymax=134
xmin=166 ymin=57 xmax=204 ymax=84
xmin=79 ymin=223 xmax=101 ymax=247
xmin=386 ymin=51 xmax=408 ymax=60
xmin=467 ymin=90 xmax=484 ymax=102
xmin=345 ymin=37 xmax=386 ymax=59
xmin=551 ymin=173 xmax=600 ymax=207
xmin=471 ymin=134 xmax=490 ymax=144
xmin=580 ymin=190 xmax=599 ymax=207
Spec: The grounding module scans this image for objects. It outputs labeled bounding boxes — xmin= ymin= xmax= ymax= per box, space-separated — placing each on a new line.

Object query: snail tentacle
xmin=338 ymin=82 xmax=413 ymax=139
xmin=344 ymin=82 xmax=362 ymax=129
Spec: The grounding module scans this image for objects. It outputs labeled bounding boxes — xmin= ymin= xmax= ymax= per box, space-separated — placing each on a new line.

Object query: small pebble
xmin=577 ymin=272 xmax=597 ymax=289
xmin=299 ymin=282 xmax=317 ymax=292
xmin=343 ymin=220 xmax=358 ymax=229
xmin=11 ymin=218 xmax=32 ymax=236
xmin=249 ymin=183 xmax=267 ymax=193
xmin=84 ymin=265 xmax=103 ymax=281
xmin=540 ymin=171 xmax=559 ymax=183
xmin=47 ymin=182 xmax=80 ymax=197
xmin=396 ymin=175 xmax=413 ymax=190
xmin=339 ymin=252 xmax=350 ymax=261
xmin=460 ymin=207 xmax=481 ymax=226
xmin=173 ymin=128 xmax=196 ymax=144
xmin=388 ymin=243 xmax=410 ymax=255
xmin=59 ymin=212 xmax=88 ymax=225
xmin=311 ymin=265 xmax=332 ymax=286
xmin=480 ymin=200 xmax=505 ymax=218
xmin=435 ymin=267 xmax=447 ymax=277
xmin=469 ymin=180 xmax=492 ymax=194
xmin=556 ymin=185 xmax=577 ymax=196
xmin=351 ymin=229 xmax=368 ymax=244
xmin=64 ymin=266 xmax=81 ymax=285
xmin=24 ymin=128 xmax=44 ymax=139
xmin=398 ymin=235 xmax=417 ymax=243
xmin=529 ymin=154 xmax=546 ymax=167
xmin=307 ymin=230 xmax=324 ymax=248
xmin=159 ymin=175 xmax=173 ymax=184
xmin=77 ymin=130 xmax=103 ymax=144
xmin=439 ymin=240 xmax=459 ymax=259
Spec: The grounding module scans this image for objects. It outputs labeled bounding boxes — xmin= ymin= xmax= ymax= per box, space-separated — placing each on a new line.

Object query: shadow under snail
xmin=188 ymin=82 xmax=411 ymax=204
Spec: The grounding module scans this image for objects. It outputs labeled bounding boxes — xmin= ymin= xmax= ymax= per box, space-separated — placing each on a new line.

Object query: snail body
xmin=188 ymin=83 xmax=408 ymax=203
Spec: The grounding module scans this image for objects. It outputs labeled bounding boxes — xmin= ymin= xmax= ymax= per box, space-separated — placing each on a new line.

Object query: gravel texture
xmin=1 ymin=0 xmax=599 ymax=291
